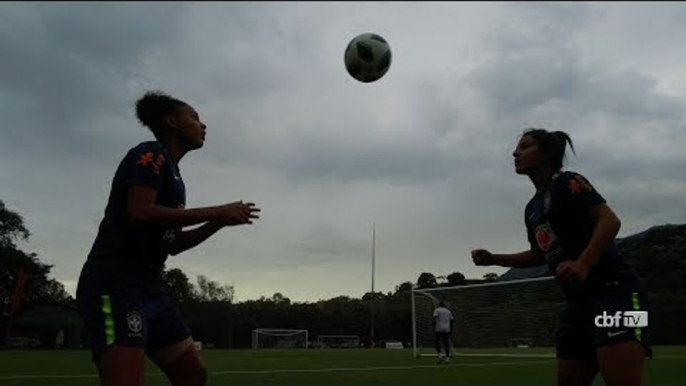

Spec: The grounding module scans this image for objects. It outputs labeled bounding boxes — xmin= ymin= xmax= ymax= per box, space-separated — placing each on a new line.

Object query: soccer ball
xmin=344 ymin=33 xmax=392 ymax=83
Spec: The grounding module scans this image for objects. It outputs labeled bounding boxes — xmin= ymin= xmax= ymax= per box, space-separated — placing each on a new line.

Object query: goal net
xmin=252 ymin=328 xmax=309 ymax=349
xmin=317 ymin=335 xmax=360 ymax=349
xmin=411 ymin=277 xmax=566 ymax=358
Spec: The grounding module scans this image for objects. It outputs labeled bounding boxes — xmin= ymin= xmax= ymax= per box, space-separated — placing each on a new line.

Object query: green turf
xmin=0 ymin=346 xmax=683 ymax=385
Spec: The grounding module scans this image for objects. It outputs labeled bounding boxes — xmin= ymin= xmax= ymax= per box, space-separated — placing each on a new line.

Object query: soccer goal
xmin=411 ymin=277 xmax=566 ymax=358
xmin=317 ymin=335 xmax=360 ymax=349
xmin=252 ymin=328 xmax=309 ymax=349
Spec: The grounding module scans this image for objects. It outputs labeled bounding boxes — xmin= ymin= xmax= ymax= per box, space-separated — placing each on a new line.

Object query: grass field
xmin=0 ymin=346 xmax=684 ymax=385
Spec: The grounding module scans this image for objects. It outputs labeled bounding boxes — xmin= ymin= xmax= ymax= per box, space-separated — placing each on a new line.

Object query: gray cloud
xmin=1 ymin=2 xmax=685 ymax=302
xmin=0 ymin=3 xmax=189 ymax=157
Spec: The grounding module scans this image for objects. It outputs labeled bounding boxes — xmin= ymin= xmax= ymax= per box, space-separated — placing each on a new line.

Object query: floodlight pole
xmin=370 ymin=223 xmax=376 ymax=348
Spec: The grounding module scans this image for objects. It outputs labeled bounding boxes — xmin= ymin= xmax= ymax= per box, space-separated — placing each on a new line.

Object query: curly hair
xmin=134 ymin=91 xmax=188 ymax=137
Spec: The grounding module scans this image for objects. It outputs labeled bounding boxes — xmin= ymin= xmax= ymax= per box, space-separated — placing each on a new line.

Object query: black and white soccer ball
xmin=344 ymin=33 xmax=392 ymax=83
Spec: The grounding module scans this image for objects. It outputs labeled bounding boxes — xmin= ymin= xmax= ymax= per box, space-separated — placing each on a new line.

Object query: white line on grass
xmin=1 ymin=355 xmax=684 ymax=380
xmin=452 ymin=353 xmax=555 ymax=358
xmin=0 ymin=359 xmax=553 ymax=379
xmin=209 ymin=359 xmax=554 ymax=375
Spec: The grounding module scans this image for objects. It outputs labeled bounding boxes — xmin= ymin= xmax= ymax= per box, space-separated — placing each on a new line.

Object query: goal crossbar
xmin=414 ymin=276 xmax=554 ymax=293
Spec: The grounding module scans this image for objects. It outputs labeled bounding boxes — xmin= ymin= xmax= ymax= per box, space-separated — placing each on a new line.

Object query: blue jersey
xmin=524 ymin=171 xmax=638 ymax=302
xmin=84 ymin=141 xmax=186 ymax=292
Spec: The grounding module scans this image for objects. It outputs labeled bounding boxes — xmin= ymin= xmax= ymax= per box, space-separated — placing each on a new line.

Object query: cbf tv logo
xmin=594 ymin=311 xmax=648 ymax=328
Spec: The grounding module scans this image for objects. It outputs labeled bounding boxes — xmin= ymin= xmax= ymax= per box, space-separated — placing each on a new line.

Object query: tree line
xmin=2 ymin=200 xmax=684 ymax=347
xmin=0 ymin=200 xmax=491 ymax=347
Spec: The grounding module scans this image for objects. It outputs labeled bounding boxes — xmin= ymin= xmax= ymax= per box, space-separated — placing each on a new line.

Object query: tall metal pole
xmin=370 ymin=223 xmax=375 ymax=348
xmin=411 ymin=285 xmax=418 ymax=358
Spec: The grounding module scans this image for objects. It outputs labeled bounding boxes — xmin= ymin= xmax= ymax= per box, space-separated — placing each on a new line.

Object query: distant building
xmin=8 ymin=303 xmax=84 ymax=349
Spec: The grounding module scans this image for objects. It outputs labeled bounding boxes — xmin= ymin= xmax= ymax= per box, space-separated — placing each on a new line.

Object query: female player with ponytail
xmin=471 ymin=128 xmax=650 ymax=386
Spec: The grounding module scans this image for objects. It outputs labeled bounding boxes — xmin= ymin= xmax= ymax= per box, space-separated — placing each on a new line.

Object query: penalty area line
xmin=209 ymin=360 xmax=555 ymax=375
xmin=0 ymin=359 xmax=553 ymax=379
xmin=3 ymin=355 xmax=685 ymax=380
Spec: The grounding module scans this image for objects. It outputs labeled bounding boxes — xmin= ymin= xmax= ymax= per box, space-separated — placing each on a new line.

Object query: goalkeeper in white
xmin=433 ymin=301 xmax=454 ymax=363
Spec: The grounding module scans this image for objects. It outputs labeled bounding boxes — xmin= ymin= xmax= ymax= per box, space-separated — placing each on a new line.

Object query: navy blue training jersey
xmin=525 ymin=171 xmax=638 ymax=302
xmin=84 ymin=141 xmax=186 ymax=291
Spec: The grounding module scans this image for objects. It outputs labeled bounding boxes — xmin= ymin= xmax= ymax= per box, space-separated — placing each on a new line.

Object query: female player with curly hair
xmin=77 ymin=91 xmax=260 ymax=386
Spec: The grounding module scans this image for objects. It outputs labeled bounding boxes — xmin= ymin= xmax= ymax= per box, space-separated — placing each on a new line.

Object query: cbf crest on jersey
xmin=126 ymin=310 xmax=144 ymax=336
xmin=535 ymin=222 xmax=558 ymax=253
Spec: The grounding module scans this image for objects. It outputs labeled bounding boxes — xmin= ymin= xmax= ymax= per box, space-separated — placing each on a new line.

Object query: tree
xmin=362 ymin=291 xmax=386 ymax=302
xmin=1 ymin=201 xmax=71 ymax=344
xmin=1 ymin=252 xmax=72 ymax=311
xmin=32 ymin=272 xmax=71 ymax=304
xmin=196 ymin=275 xmax=234 ymax=303
xmin=446 ymin=271 xmax=466 ymax=286
xmin=162 ymin=267 xmax=196 ymax=304
xmin=0 ymin=200 xmax=30 ymax=251
xmin=483 ymin=273 xmax=499 ymax=282
xmin=271 ymin=292 xmax=291 ymax=306
xmin=417 ymin=272 xmax=437 ymax=289
xmin=394 ymin=281 xmax=413 ymax=295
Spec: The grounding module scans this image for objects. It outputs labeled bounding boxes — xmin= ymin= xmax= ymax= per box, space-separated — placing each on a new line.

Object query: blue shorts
xmin=556 ymin=280 xmax=652 ymax=360
xmin=77 ymin=285 xmax=190 ymax=362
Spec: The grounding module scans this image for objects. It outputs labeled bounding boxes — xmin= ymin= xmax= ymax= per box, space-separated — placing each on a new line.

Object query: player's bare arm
xmin=471 ymin=248 xmax=545 ymax=268
xmin=127 ymin=186 xmax=260 ymax=229
xmin=170 ymin=207 xmax=261 ymax=256
xmin=556 ymin=203 xmax=621 ymax=283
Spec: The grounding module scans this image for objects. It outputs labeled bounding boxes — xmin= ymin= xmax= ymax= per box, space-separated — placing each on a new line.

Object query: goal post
xmin=411 ymin=277 xmax=566 ymax=358
xmin=252 ymin=328 xmax=309 ymax=349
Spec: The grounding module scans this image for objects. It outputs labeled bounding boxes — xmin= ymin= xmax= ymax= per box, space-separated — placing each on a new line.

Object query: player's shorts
xmin=435 ymin=332 xmax=451 ymax=339
xmin=77 ymin=283 xmax=191 ymax=362
xmin=556 ymin=279 xmax=652 ymax=360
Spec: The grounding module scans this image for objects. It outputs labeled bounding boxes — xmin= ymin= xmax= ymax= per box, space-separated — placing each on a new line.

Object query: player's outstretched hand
xmin=471 ymin=249 xmax=495 ymax=266
xmin=216 ymin=201 xmax=261 ymax=226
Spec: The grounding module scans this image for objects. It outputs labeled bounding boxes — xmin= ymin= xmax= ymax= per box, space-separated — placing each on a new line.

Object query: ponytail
xmin=522 ymin=128 xmax=575 ymax=172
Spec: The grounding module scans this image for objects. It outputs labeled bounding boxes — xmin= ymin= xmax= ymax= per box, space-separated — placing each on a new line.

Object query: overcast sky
xmin=1 ymin=2 xmax=684 ymax=303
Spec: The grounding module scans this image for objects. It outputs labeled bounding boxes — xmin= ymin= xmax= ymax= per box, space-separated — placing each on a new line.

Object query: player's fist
xmin=471 ymin=249 xmax=496 ymax=266
xmin=555 ymin=260 xmax=589 ymax=287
